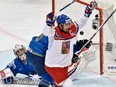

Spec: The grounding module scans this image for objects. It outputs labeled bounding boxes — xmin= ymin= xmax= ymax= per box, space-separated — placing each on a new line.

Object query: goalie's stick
xmin=13 ymin=77 xmax=40 ymax=85
xmin=75 ymin=8 xmax=116 ymax=54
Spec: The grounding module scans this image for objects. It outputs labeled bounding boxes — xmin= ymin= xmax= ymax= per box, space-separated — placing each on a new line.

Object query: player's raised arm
xmin=76 ymin=1 xmax=98 ymax=29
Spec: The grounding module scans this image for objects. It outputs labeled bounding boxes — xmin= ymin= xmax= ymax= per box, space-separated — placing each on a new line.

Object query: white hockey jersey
xmin=44 ymin=15 xmax=89 ymax=67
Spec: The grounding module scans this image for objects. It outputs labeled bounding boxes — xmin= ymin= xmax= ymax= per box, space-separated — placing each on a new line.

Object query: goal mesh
xmin=97 ymin=0 xmax=116 ymax=74
xmin=52 ymin=0 xmax=116 ymax=75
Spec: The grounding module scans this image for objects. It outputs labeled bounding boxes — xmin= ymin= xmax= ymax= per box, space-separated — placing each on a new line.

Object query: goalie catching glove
xmin=84 ymin=1 xmax=98 ymax=17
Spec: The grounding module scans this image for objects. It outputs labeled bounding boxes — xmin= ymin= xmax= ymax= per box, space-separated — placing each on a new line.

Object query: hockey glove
xmin=76 ymin=39 xmax=92 ymax=50
xmin=3 ymin=76 xmax=14 ymax=84
xmin=84 ymin=1 xmax=98 ymax=17
xmin=72 ymin=54 xmax=79 ymax=63
xmin=46 ymin=12 xmax=55 ymax=26
xmin=29 ymin=74 xmax=41 ymax=80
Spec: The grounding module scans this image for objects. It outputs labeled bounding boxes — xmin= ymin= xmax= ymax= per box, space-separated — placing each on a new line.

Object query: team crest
xmin=61 ymin=41 xmax=70 ymax=54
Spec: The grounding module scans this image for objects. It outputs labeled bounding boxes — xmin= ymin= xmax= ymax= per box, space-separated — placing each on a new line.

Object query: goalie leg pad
xmin=69 ymin=57 xmax=89 ymax=80
xmin=80 ymin=47 xmax=96 ymax=62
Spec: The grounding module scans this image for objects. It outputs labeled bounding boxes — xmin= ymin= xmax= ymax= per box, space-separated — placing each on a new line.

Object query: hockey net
xmin=52 ymin=0 xmax=116 ymax=75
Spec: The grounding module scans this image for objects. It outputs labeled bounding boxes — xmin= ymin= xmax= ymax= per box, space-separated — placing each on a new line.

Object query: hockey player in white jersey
xmin=44 ymin=1 xmax=98 ymax=87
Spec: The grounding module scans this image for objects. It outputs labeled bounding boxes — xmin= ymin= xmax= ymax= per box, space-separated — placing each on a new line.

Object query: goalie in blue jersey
xmin=0 ymin=44 xmax=39 ymax=84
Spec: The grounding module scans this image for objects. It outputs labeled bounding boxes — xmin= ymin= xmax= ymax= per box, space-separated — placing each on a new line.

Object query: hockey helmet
xmin=13 ymin=44 xmax=26 ymax=57
xmin=56 ymin=14 xmax=72 ymax=25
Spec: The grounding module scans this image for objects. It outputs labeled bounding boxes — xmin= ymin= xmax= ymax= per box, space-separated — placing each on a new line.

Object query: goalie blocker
xmin=0 ymin=68 xmax=14 ymax=84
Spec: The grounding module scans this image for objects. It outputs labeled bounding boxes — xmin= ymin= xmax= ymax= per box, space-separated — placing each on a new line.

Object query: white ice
xmin=0 ymin=0 xmax=116 ymax=87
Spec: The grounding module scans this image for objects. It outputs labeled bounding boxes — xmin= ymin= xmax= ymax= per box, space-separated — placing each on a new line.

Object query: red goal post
xmin=52 ymin=0 xmax=104 ymax=75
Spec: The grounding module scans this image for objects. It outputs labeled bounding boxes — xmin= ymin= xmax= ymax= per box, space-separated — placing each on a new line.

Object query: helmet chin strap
xmin=19 ymin=54 xmax=27 ymax=64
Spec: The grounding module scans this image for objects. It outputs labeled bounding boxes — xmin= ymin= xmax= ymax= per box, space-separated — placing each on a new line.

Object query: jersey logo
xmin=61 ymin=41 xmax=70 ymax=54
xmin=8 ymin=60 xmax=16 ymax=69
xmin=36 ymin=34 xmax=43 ymax=41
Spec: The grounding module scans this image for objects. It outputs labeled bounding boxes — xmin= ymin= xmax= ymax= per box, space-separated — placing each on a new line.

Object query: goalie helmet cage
xmin=52 ymin=0 xmax=116 ymax=75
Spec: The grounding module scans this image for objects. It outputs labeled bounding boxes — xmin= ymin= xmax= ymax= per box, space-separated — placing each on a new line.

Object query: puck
xmin=80 ymin=31 xmax=84 ymax=35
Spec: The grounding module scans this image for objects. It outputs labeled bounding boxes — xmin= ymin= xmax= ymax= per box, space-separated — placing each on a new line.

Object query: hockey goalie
xmin=69 ymin=39 xmax=96 ymax=80
xmin=0 ymin=44 xmax=40 ymax=84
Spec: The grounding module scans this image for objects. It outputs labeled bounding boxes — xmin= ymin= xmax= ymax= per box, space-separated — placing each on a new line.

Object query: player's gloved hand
xmin=76 ymin=39 xmax=92 ymax=50
xmin=3 ymin=76 xmax=14 ymax=84
xmin=72 ymin=54 xmax=79 ymax=63
xmin=46 ymin=12 xmax=55 ymax=26
xmin=29 ymin=74 xmax=40 ymax=80
xmin=84 ymin=1 xmax=98 ymax=17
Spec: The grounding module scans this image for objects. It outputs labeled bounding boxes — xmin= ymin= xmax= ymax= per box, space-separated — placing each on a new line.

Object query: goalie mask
xmin=13 ymin=44 xmax=27 ymax=64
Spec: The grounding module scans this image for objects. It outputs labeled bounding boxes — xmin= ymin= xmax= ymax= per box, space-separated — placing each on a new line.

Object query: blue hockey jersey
xmin=28 ymin=34 xmax=48 ymax=57
xmin=6 ymin=57 xmax=36 ymax=76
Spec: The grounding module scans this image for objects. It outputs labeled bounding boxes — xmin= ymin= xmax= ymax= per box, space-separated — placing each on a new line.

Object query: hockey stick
xmin=58 ymin=0 xmax=75 ymax=13
xmin=55 ymin=0 xmax=76 ymax=15
xmin=52 ymin=0 xmax=76 ymax=24
xmin=75 ymin=8 xmax=116 ymax=54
